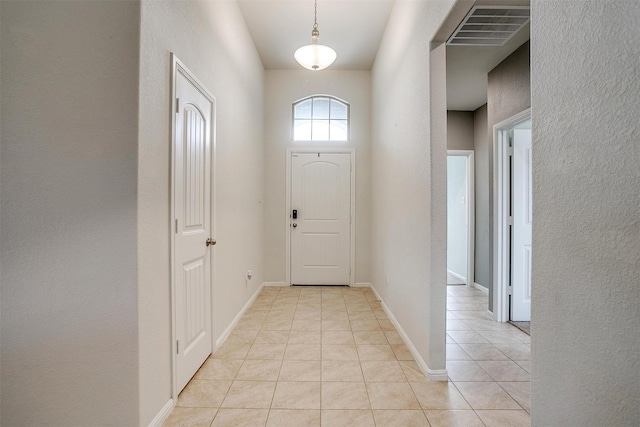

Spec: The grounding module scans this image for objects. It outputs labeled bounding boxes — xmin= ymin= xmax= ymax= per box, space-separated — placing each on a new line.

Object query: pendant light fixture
xmin=294 ymin=0 xmax=337 ymax=71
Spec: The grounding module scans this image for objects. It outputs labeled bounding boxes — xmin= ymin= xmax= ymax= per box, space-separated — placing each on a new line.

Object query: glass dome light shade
xmin=294 ymin=43 xmax=337 ymax=71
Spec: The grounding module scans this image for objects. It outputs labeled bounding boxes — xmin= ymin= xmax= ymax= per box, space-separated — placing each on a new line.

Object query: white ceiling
xmin=238 ymin=0 xmax=394 ymax=70
xmin=238 ymin=0 xmax=530 ymax=111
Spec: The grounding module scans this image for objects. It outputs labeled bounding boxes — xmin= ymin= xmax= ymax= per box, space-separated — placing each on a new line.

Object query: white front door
xmin=173 ymin=62 xmax=214 ymax=393
xmin=511 ymin=129 xmax=532 ymax=321
xmin=290 ymin=153 xmax=351 ymax=285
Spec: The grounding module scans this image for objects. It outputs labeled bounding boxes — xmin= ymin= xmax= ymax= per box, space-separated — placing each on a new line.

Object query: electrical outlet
xmin=246 ymin=270 xmax=253 ymax=281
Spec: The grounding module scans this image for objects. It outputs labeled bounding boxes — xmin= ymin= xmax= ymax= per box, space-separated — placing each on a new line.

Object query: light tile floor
xmin=164 ymin=285 xmax=531 ymax=426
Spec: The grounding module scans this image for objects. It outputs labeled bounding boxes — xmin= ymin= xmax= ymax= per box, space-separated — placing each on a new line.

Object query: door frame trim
xmin=447 ymin=150 xmax=475 ymax=288
xmin=285 ymin=148 xmax=356 ymax=287
xmin=170 ymin=53 xmax=217 ymax=398
xmin=493 ymin=108 xmax=530 ymax=322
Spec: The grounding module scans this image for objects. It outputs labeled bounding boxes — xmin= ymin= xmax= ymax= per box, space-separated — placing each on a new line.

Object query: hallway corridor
xmin=163 ymin=286 xmax=530 ymax=426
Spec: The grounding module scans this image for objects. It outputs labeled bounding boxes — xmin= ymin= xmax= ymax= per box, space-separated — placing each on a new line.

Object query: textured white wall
xmin=371 ymin=0 xmax=454 ymax=373
xmin=472 ymin=105 xmax=489 ymax=289
xmin=531 ymin=1 xmax=640 ymax=425
xmin=138 ymin=2 xmax=265 ymax=424
xmin=263 ymin=70 xmax=371 ymax=285
xmin=0 ymin=2 xmax=140 ymax=425
xmin=447 ymin=111 xmax=474 ymax=151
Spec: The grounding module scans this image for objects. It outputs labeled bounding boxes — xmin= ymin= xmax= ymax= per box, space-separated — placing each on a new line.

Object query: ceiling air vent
xmin=447 ymin=6 xmax=530 ymax=46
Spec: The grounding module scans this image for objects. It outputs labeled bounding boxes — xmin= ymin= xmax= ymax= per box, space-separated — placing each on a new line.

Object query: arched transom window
xmin=292 ymin=96 xmax=349 ymax=141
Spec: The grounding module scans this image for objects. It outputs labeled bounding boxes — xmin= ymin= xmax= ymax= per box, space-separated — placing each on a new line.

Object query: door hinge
xmin=175 ymin=218 xmax=179 ymax=234
xmin=507 ymin=216 xmax=513 ymax=226
xmin=175 ymin=98 xmax=180 ymax=113
xmin=508 ymin=147 xmax=514 ymax=156
xmin=176 ymin=340 xmax=180 ymax=354
xmin=507 ymin=286 xmax=512 ymax=295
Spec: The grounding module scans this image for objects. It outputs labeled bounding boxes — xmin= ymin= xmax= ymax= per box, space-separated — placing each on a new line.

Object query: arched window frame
xmin=292 ymin=95 xmax=350 ymax=141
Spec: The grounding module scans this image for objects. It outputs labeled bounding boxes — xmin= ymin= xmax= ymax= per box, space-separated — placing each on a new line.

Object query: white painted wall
xmin=263 ymin=70 xmax=371 ymax=285
xmin=138 ymin=1 xmax=265 ymax=424
xmin=447 ymin=156 xmax=468 ymax=281
xmin=1 ymin=2 xmax=140 ymax=425
xmin=371 ymin=0 xmax=455 ymax=374
xmin=531 ymin=1 xmax=640 ymax=425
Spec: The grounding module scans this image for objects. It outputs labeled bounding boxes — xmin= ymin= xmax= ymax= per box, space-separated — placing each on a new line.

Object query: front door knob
xmin=292 ymin=223 xmax=297 ymax=228
xmin=206 ymin=238 xmax=216 ymax=246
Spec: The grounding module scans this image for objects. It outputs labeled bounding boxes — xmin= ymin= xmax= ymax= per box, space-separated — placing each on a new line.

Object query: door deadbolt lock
xmin=206 ymin=238 xmax=217 ymax=246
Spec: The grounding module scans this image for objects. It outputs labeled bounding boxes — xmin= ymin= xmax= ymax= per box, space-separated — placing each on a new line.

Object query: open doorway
xmin=494 ymin=110 xmax=532 ymax=330
xmin=447 ymin=151 xmax=475 ymax=287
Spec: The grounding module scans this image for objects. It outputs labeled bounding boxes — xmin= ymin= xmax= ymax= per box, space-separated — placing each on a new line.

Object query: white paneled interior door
xmin=511 ymin=129 xmax=532 ymax=322
xmin=173 ymin=61 xmax=214 ymax=393
xmin=290 ymin=153 xmax=351 ymax=285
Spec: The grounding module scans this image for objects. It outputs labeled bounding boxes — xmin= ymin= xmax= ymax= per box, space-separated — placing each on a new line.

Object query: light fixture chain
xmin=314 ymin=0 xmax=318 ymax=27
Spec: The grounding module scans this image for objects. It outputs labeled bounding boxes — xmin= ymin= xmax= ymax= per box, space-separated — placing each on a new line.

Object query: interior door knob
xmin=206 ymin=238 xmax=216 ymax=246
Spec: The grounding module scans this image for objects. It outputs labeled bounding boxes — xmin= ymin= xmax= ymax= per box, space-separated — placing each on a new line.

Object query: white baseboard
xmin=354 ymin=282 xmax=372 ymax=288
xmin=263 ymin=281 xmax=287 ymax=287
xmin=447 ymin=270 xmax=466 ymax=282
xmin=367 ymin=284 xmax=448 ymax=381
xmin=486 ymin=309 xmax=496 ymax=320
xmin=473 ymin=282 xmax=489 ymax=294
xmin=215 ymin=283 xmax=265 ymax=348
xmin=148 ymin=398 xmax=175 ymax=427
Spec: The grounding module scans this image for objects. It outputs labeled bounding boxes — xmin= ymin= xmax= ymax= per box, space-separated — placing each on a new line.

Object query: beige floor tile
xmin=399 ymin=361 xmax=427 ymax=382
xmin=322 ymin=330 xmax=355 ymax=345
xmin=357 ymin=344 xmax=396 ymax=361
xmin=445 ymin=343 xmax=472 ymax=361
xmin=321 ymin=311 xmax=349 ymax=321
xmin=321 ymin=410 xmax=375 ymax=427
xmin=477 ymin=331 xmax=521 ymax=344
xmin=322 ymin=320 xmax=352 ymax=330
xmin=235 ymin=319 xmax=265 ymax=331
xmin=446 ymin=331 xmax=489 ymax=344
xmin=266 ymin=311 xmax=294 ymax=322
xmin=236 ymin=360 xmax=281 ymax=381
xmin=195 ymin=359 xmax=243 ymax=380
xmin=322 ymin=360 xmax=365 ymax=382
xmin=382 ymin=330 xmax=404 ymax=345
xmin=499 ymin=382 xmax=531 ymax=410
xmin=391 ymin=344 xmax=414 ymax=361
xmin=378 ymin=319 xmax=396 ymax=331
xmin=221 ymin=381 xmax=276 ymax=409
xmin=271 ymin=381 xmax=321 ymax=409
xmin=409 ymin=381 xmax=470 ymax=410
xmin=322 ymin=344 xmax=359 ymax=360
xmin=353 ymin=330 xmax=388 ymax=345
xmin=266 ymin=410 xmax=320 ymax=427
xmin=453 ymin=382 xmax=521 ymax=410
xmin=211 ymin=409 xmax=269 ymax=427
xmin=373 ymin=310 xmax=389 ymax=320
xmin=260 ymin=319 xmax=293 ymax=331
xmin=446 ymin=361 xmax=493 ymax=381
xmin=475 ymin=409 xmax=531 ymax=427
xmin=366 ymin=382 xmax=421 ymax=410
xmin=361 ymin=360 xmax=406 ymax=382
xmin=288 ymin=330 xmax=321 ymax=344
xmin=515 ymin=360 xmax=531 ymax=374
xmin=163 ymin=407 xmax=217 ymax=427
xmin=225 ymin=329 xmax=259 ymax=344
xmin=322 ymin=382 xmax=370 ymax=409
xmin=279 ymin=360 xmax=322 ymax=381
xmin=246 ymin=343 xmax=286 ymax=360
xmin=294 ymin=310 xmax=321 ymax=321
xmin=445 ymin=334 xmax=455 ymax=344
xmin=284 ymin=343 xmax=321 ymax=360
xmin=351 ymin=319 xmax=382 ymax=331
xmin=458 ymin=343 xmax=509 ymax=361
xmin=423 ymin=409 xmax=484 ymax=427
xmin=254 ymin=330 xmax=289 ymax=344
xmin=349 ymin=311 xmax=377 ymax=321
xmin=446 ymin=319 xmax=472 ymax=331
xmin=372 ymin=410 xmax=429 ymax=426
xmin=212 ymin=342 xmax=251 ymax=359
xmin=494 ymin=343 xmax=531 ymax=361
xmin=291 ymin=319 xmax=322 ymax=331
xmin=177 ymin=379 xmax=232 ymax=408
xmin=477 ymin=361 xmax=530 ymax=382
